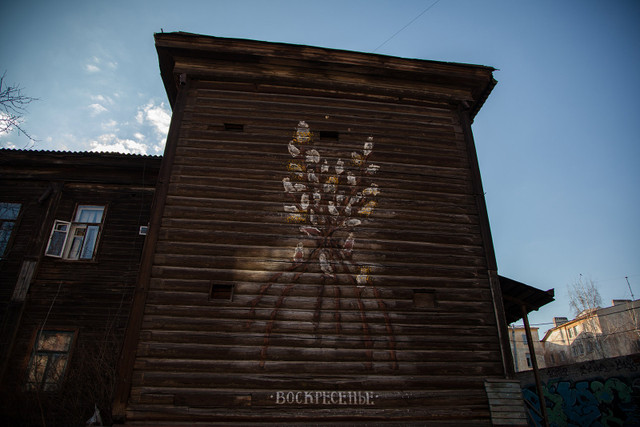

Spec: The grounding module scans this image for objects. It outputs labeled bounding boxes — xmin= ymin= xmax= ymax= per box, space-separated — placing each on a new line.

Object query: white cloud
xmin=89 ymin=133 xmax=149 ymax=154
xmin=88 ymin=103 xmax=108 ymax=116
xmin=0 ymin=141 xmax=18 ymax=149
xmin=91 ymin=94 xmax=114 ymax=105
xmin=135 ymin=101 xmax=171 ymax=152
xmin=101 ymin=119 xmax=118 ymax=130
xmin=133 ymin=132 xmax=145 ymax=141
xmin=85 ymin=64 xmax=100 ymax=73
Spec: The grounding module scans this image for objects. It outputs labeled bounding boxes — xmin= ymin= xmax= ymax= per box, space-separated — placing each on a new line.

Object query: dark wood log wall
xmin=120 ymin=34 xmax=505 ymax=425
xmin=0 ymin=151 xmax=160 ymax=424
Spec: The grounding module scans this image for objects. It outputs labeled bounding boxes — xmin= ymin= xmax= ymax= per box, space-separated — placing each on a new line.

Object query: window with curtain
xmin=45 ymin=205 xmax=106 ymax=260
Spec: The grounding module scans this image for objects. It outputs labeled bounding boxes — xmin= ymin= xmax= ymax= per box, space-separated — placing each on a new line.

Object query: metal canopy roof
xmin=499 ymin=275 xmax=555 ymax=324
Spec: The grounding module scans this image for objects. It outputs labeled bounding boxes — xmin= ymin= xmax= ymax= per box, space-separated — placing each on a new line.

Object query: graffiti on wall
xmin=523 ymin=377 xmax=640 ymax=426
xmin=246 ymin=121 xmax=396 ymax=370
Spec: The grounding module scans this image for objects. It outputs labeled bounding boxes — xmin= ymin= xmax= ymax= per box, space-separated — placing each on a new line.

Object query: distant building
xmin=542 ymin=299 xmax=640 ymax=366
xmin=508 ymin=326 xmax=545 ymax=372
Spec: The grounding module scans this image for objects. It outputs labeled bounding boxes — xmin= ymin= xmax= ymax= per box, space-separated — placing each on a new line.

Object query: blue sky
xmin=1 ymin=0 xmax=639 ymax=334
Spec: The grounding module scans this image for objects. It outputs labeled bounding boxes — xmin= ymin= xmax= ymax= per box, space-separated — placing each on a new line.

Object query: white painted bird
xmin=294 ymin=183 xmax=307 ymax=192
xmin=343 ymin=232 xmax=355 ymax=255
xmin=363 ymin=137 xmax=374 ymax=156
xmin=347 ymin=172 xmax=356 ymax=185
xmin=319 ymin=251 xmax=333 ymax=276
xmin=363 ymin=184 xmax=379 ymax=196
xmin=323 ymin=183 xmax=335 ymax=193
xmin=309 ymin=209 xmax=318 ymax=225
xmin=300 ymin=193 xmax=310 ymax=210
xmin=366 ymin=164 xmax=380 ymax=175
xmin=346 ymin=218 xmax=362 ymax=227
xmin=307 ymin=171 xmax=319 ymax=183
xmin=288 ymin=141 xmax=300 ymax=157
xmin=306 ymin=149 xmax=320 ymax=164
xmin=282 ymin=178 xmax=295 ymax=193
xmin=321 ymin=160 xmax=329 ymax=173
xmin=328 ymin=201 xmax=339 ymax=216
xmin=335 ymin=158 xmax=344 ymax=175
xmin=292 ymin=242 xmax=304 ymax=263
xmin=300 ymin=226 xmax=321 ymax=236
xmin=284 ymin=205 xmax=298 ymax=213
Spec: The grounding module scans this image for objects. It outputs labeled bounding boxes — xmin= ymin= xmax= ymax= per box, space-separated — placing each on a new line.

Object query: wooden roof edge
xmin=154 ymin=32 xmax=496 ymax=114
xmin=499 ymin=275 xmax=555 ymax=324
xmin=155 ymin=32 xmax=496 ymax=74
xmin=0 ymin=148 xmax=162 ymax=175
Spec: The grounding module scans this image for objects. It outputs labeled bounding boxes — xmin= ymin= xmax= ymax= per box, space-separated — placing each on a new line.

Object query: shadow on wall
xmin=519 ymin=354 xmax=640 ymax=426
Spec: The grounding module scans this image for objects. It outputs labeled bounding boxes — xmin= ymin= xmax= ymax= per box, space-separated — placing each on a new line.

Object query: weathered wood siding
xmin=0 ymin=151 xmax=160 ymax=424
xmin=120 ymin=34 xmax=505 ymax=425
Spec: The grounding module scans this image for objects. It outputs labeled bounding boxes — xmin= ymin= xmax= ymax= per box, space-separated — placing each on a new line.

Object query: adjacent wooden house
xmin=113 ymin=33 xmax=529 ymax=425
xmin=0 ymin=149 xmax=160 ymax=426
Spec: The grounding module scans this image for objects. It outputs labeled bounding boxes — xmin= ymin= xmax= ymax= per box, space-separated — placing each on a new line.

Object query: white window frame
xmin=44 ymin=205 xmax=105 ymax=260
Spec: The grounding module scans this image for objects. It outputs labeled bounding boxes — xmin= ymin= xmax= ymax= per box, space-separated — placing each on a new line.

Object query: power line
xmin=373 ymin=0 xmax=442 ymax=52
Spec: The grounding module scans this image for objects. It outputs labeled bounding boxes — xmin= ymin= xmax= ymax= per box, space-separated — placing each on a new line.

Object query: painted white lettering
xmin=330 ymin=391 xmax=338 ymax=404
xmin=271 ymin=390 xmax=378 ymax=406
xmin=304 ymin=391 xmax=314 ymax=404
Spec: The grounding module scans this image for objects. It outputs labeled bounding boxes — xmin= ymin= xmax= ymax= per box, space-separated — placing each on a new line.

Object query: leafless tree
xmin=0 ymin=72 xmax=38 ymax=144
xmin=568 ymin=275 xmax=602 ymax=317
xmin=567 ymin=276 xmax=606 ymax=359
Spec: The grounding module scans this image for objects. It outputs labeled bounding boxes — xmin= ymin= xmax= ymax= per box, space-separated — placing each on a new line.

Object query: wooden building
xmin=110 ymin=32 xmax=538 ymax=425
xmin=0 ymin=149 xmax=160 ymax=426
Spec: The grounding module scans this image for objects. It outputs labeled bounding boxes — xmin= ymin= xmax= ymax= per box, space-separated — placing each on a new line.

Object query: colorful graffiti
xmin=246 ymin=121 xmax=396 ymax=369
xmin=523 ymin=377 xmax=640 ymax=426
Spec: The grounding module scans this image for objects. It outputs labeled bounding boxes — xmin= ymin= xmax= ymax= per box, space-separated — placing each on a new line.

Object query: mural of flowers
xmin=247 ymin=121 xmax=396 ymax=369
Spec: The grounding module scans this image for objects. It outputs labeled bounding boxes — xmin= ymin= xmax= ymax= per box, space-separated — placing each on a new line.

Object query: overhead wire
xmin=373 ymin=0 xmax=442 ymax=52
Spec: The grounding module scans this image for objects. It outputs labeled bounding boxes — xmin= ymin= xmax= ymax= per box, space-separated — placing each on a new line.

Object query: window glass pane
xmin=27 ymin=354 xmax=48 ymax=386
xmin=80 ymin=225 xmax=99 ymax=259
xmin=66 ymin=226 xmax=86 ymax=260
xmin=75 ymin=205 xmax=104 ymax=223
xmin=44 ymin=354 xmax=69 ymax=388
xmin=45 ymin=229 xmax=67 ymax=256
xmin=26 ymin=331 xmax=74 ymax=390
xmin=0 ymin=203 xmax=21 ymax=220
xmin=0 ymin=222 xmax=15 ymax=256
xmin=38 ymin=331 xmax=73 ymax=351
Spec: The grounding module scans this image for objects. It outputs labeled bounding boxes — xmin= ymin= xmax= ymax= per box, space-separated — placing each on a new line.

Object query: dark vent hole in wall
xmin=224 ymin=123 xmax=244 ymax=132
xmin=319 ymin=131 xmax=339 ymax=141
xmin=413 ymin=289 xmax=437 ymax=309
xmin=210 ymin=283 xmax=234 ymax=301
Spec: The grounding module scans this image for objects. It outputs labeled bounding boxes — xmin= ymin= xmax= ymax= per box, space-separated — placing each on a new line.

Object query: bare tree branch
xmin=0 ymin=71 xmax=39 ymax=143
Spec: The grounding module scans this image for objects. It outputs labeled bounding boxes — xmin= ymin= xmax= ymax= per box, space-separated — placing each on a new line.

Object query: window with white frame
xmin=25 ymin=330 xmax=75 ymax=391
xmin=0 ymin=202 xmax=21 ymax=258
xmin=45 ymin=205 xmax=105 ymax=260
